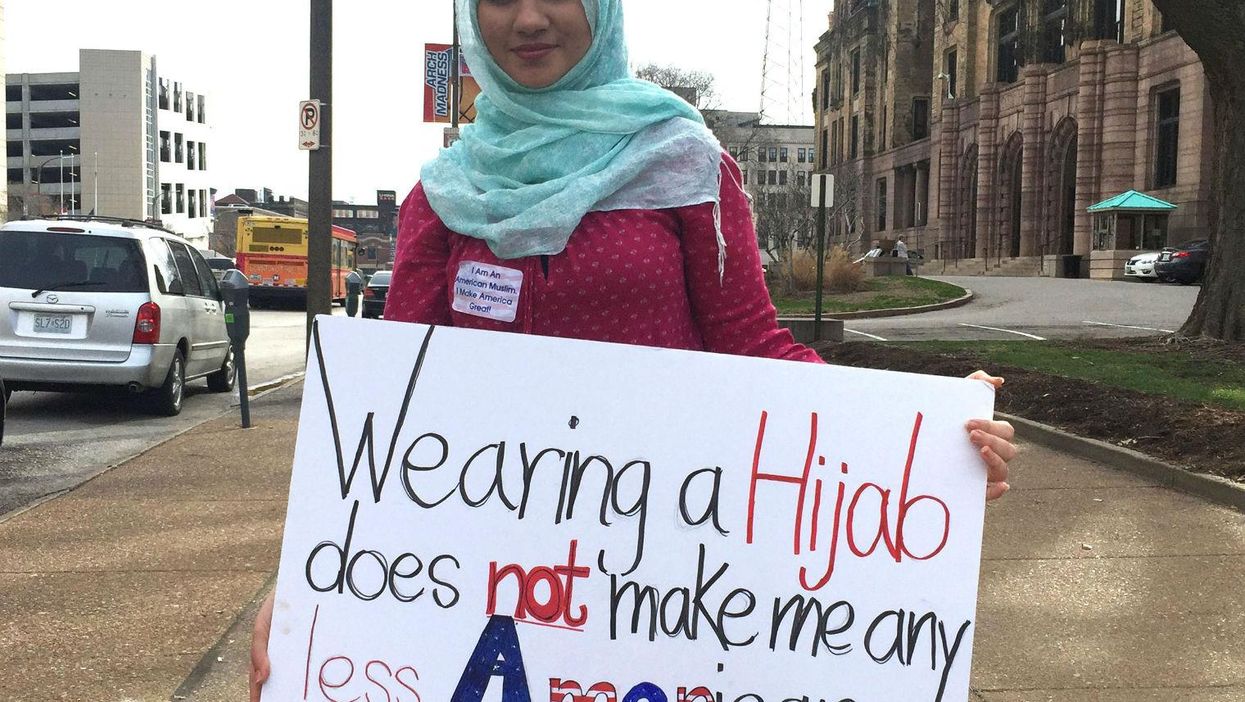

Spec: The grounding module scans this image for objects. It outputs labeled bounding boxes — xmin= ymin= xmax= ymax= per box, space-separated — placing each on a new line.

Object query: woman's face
xmin=477 ymin=0 xmax=593 ymax=89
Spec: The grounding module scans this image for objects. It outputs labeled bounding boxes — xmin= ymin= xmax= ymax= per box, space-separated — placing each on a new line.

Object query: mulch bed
xmin=813 ymin=338 xmax=1245 ymax=481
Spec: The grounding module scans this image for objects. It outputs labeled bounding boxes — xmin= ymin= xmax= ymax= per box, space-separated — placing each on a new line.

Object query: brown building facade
xmin=814 ymin=0 xmax=1214 ymax=278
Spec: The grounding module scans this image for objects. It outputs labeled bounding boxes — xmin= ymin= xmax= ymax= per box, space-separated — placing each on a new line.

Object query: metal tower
xmin=760 ymin=0 xmax=808 ymax=125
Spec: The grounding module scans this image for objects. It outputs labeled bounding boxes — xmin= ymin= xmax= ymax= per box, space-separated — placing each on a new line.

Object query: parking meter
xmin=219 ymin=270 xmax=252 ymax=428
xmin=345 ymin=270 xmax=364 ymax=318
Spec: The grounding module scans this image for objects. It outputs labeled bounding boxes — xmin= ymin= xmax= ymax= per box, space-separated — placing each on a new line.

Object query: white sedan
xmin=1124 ymin=251 xmax=1161 ymax=281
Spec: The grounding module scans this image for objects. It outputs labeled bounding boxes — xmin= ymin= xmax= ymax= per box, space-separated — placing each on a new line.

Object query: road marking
xmin=957 ymin=323 xmax=1047 ymax=341
xmin=845 ymin=329 xmax=888 ymax=342
xmin=1083 ymin=321 xmax=1177 ymax=334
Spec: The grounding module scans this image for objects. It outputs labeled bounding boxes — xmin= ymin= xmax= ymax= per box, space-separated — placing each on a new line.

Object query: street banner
xmin=264 ymin=315 xmax=995 ymax=702
xmin=424 ymin=43 xmax=480 ymax=124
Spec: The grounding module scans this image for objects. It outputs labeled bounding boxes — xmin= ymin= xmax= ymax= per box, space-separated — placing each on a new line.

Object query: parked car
xmin=1124 ymin=251 xmax=1161 ymax=281
xmin=1155 ymin=239 xmax=1210 ymax=285
xmin=0 ymin=217 xmax=236 ymax=416
xmin=200 ymin=251 xmax=237 ymax=282
xmin=363 ymin=271 xmax=392 ymax=319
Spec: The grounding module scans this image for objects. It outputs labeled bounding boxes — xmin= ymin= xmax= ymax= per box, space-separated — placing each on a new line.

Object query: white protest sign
xmin=265 ymin=316 xmax=995 ymax=702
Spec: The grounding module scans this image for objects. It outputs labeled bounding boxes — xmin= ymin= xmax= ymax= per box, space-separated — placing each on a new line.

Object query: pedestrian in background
xmin=249 ymin=0 xmax=1017 ymax=696
xmin=896 ymin=237 xmax=912 ymax=275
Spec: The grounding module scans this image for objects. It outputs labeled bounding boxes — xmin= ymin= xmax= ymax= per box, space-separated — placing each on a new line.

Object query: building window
xmin=851 ymin=48 xmax=862 ymax=96
xmin=6 ymin=114 xmax=20 ymax=130
xmin=998 ymin=6 xmax=1023 ymax=84
xmin=780 ymin=147 xmax=789 ymax=162
xmin=769 ymin=146 xmax=778 ymax=161
xmin=779 ymin=170 xmax=789 ymax=186
xmin=877 ymin=178 xmax=888 ymax=231
xmin=797 ymin=171 xmax=807 ymax=187
xmin=188 ymin=189 xmax=198 ymax=219
xmin=820 ymin=129 xmax=829 ymax=169
xmin=729 ymin=147 xmax=739 ymax=160
xmin=850 ymin=115 xmax=859 ymax=159
xmin=175 ymin=183 xmax=185 ymax=213
xmin=945 ymin=48 xmax=959 ymax=98
xmin=174 ymin=133 xmax=184 ymax=163
xmin=161 ymin=184 xmax=172 ymax=214
xmin=186 ymin=91 xmax=196 ymax=122
xmin=173 ymin=82 xmax=183 ymax=113
xmin=200 ymin=190 xmax=208 ymax=218
xmin=1043 ymin=0 xmax=1069 ymax=64
xmin=199 ymin=143 xmax=207 ymax=171
xmin=739 ymin=146 xmax=749 ymax=162
xmin=742 ymin=169 xmax=749 ymax=185
xmin=912 ymin=98 xmax=930 ymax=140
xmin=1093 ymin=0 xmax=1124 ymax=42
xmin=759 ymin=147 xmax=768 ymax=163
xmin=821 ymin=71 xmax=831 ymax=109
xmin=158 ymin=79 xmax=170 ymax=110
xmin=187 ymin=141 xmax=196 ymax=171
xmin=1155 ymin=87 xmax=1180 ymax=188
xmin=797 ymin=147 xmax=806 ymax=163
xmin=880 ymin=104 xmax=888 ymax=151
xmin=198 ymin=95 xmax=207 ymax=124
xmin=6 ymin=85 xmax=21 ymax=101
xmin=768 ymin=170 xmax=778 ymax=186
xmin=948 ymin=0 xmax=959 ymax=21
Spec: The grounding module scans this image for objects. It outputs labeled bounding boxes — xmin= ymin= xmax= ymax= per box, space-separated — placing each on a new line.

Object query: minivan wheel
xmin=207 ymin=347 xmax=236 ymax=393
xmin=149 ymin=350 xmax=186 ymax=416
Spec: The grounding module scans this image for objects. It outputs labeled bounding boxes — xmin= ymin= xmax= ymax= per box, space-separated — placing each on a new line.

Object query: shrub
xmin=789 ymin=247 xmax=868 ymax=293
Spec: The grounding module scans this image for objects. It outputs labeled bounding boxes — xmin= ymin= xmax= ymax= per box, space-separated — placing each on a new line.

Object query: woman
xmin=250 ymin=0 xmax=1015 ymax=696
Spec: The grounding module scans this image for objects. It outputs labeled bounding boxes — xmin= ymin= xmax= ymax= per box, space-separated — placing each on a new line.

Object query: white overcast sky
xmin=7 ymin=0 xmax=835 ymax=204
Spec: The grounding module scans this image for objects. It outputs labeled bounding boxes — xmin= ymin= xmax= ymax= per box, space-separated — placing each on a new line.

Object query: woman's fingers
xmin=250 ymin=591 xmax=276 ymax=702
xmin=967 ymin=370 xmax=1005 ymax=389
xmin=986 ymin=480 xmax=1011 ymax=501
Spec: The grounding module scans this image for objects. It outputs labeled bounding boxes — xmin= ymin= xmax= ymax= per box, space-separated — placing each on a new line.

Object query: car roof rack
xmin=49 ymin=214 xmax=180 ymax=237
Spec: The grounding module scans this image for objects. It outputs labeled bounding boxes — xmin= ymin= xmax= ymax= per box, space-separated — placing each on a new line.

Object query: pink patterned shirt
xmin=384 ymin=158 xmax=823 ymax=365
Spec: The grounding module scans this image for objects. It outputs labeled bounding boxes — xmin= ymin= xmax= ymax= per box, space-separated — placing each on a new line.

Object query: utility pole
xmin=306 ymin=0 xmax=333 ymax=343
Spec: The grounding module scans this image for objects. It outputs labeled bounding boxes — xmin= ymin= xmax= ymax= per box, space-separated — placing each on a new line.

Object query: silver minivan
xmin=0 ymin=218 xmax=235 ymax=415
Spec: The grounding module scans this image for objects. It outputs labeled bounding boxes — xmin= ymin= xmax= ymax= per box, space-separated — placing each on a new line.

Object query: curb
xmin=783 ymin=287 xmax=975 ymax=321
xmin=1000 ymin=411 xmax=1245 ymax=513
xmin=232 ymin=371 xmax=305 ymax=406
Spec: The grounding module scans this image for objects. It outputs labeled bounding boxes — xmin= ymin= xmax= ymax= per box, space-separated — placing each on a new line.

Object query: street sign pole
xmin=811 ymin=173 xmax=834 ymax=342
xmin=307 ymin=0 xmax=333 ymax=346
xmin=814 ymin=182 xmax=828 ymax=342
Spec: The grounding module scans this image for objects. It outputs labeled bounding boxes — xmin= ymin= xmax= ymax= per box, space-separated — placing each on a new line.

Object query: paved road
xmin=0 ymin=309 xmax=333 ymax=518
xmin=843 ymin=276 xmax=1200 ymax=342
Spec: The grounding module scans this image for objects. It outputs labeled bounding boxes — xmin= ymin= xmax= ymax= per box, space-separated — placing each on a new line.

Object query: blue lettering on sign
xmin=451 ymin=616 xmax=531 ymax=702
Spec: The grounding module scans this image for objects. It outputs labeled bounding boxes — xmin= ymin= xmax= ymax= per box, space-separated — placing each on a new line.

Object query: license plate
xmin=1159 ymin=253 xmax=1172 ymax=262
xmin=34 ymin=313 xmax=73 ymax=334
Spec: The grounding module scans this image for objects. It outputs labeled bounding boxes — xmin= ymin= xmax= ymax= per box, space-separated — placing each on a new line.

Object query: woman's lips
xmin=513 ymin=44 xmax=556 ymax=61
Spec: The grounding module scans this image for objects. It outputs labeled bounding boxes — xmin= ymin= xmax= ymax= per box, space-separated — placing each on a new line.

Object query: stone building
xmin=814 ymin=0 xmax=1213 ymax=278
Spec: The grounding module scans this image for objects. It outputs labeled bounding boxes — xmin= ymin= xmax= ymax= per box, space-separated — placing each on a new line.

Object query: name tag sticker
xmin=452 ymin=261 xmax=523 ymax=323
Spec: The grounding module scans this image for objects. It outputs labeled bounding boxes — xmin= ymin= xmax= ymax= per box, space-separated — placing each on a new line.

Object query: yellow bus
xmin=235 ymin=214 xmax=357 ymax=306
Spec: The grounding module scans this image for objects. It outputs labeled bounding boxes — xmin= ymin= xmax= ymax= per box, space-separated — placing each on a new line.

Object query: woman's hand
xmin=250 ymin=589 xmax=276 ymax=702
xmin=966 ymin=371 xmax=1016 ymax=501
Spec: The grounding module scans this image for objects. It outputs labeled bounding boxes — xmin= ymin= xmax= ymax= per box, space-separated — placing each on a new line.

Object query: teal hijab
xmin=420 ymin=0 xmax=726 ymax=261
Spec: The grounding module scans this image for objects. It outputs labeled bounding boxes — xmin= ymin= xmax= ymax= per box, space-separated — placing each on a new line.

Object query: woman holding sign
xmin=250 ymin=0 xmax=1017 ymax=696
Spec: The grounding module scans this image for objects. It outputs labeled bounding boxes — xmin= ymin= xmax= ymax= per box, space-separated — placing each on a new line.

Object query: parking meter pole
xmin=345 ymin=270 xmax=363 ymax=318
xmin=234 ymin=342 xmax=251 ymax=429
xmin=219 ymin=270 xmax=253 ymax=429
xmin=813 ymin=182 xmax=828 ymax=342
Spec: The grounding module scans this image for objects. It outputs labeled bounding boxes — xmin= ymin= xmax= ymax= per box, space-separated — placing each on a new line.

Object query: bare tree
xmin=1149 ymin=1 xmax=1244 ymax=341
xmin=753 ymin=183 xmax=817 ymax=295
xmin=828 ymin=166 xmax=866 ymax=252
xmin=634 ymin=63 xmax=719 ymax=111
xmin=7 ymin=184 xmax=54 ymax=221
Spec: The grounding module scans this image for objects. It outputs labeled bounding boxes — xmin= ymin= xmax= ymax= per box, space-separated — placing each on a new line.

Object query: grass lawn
xmin=771 ymin=276 xmax=966 ymax=315
xmin=898 ymin=340 xmax=1245 ymax=412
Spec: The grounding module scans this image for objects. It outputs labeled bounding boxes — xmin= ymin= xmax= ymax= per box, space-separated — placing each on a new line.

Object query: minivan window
xmin=167 ymin=240 xmax=205 ymax=297
xmin=0 ymin=230 xmax=147 ymax=293
xmin=188 ymin=247 xmax=220 ymax=299
xmin=148 ymin=238 xmax=184 ymax=295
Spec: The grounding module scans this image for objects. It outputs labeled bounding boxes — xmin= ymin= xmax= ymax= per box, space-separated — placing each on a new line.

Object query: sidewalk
xmin=1 ymin=383 xmax=1242 ymax=701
